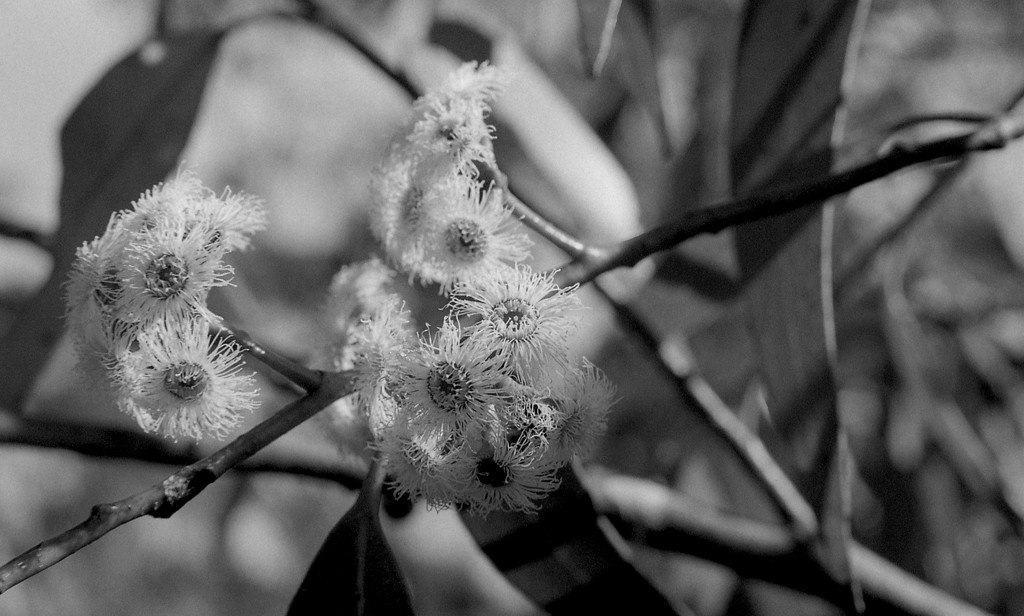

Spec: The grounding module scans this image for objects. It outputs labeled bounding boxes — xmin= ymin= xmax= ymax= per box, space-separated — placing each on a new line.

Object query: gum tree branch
xmin=0 ymin=370 xmax=354 ymax=594
xmin=558 ymin=110 xmax=1024 ymax=287
xmin=506 ymin=191 xmax=607 ymax=264
xmin=0 ymin=410 xmax=365 ymax=489
xmin=293 ymin=0 xmax=419 ymax=99
xmin=589 ymin=473 xmax=993 ymax=616
xmin=211 ymin=321 xmax=323 ymax=392
xmin=474 ymin=162 xmax=609 ymax=266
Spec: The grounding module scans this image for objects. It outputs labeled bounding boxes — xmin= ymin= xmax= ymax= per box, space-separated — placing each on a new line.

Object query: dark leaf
xmin=726 ymin=0 xmax=871 ymax=606
xmin=0 ymin=29 xmax=227 ymax=409
xmin=652 ymin=251 xmax=740 ymax=301
xmin=461 ymin=464 xmax=687 ymax=615
xmin=288 ymin=462 xmax=415 ymax=616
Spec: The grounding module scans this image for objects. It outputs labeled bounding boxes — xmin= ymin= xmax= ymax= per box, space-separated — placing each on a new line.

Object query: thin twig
xmin=0 ymin=410 xmax=365 ymax=489
xmin=475 ymin=162 xmax=608 ymax=265
xmin=506 ymin=191 xmax=606 ymax=263
xmin=153 ymin=0 xmax=172 ymax=36
xmin=210 ymin=321 xmax=323 ymax=392
xmin=294 ymin=0 xmax=419 ymax=98
xmin=590 ymin=472 xmax=993 ymax=616
xmin=558 ymin=109 xmax=1024 ymax=287
xmin=0 ymin=371 xmax=354 ymax=594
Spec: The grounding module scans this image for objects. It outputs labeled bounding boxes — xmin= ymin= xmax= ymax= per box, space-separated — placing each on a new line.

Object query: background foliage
xmin=4 ymin=0 xmax=1024 ymax=614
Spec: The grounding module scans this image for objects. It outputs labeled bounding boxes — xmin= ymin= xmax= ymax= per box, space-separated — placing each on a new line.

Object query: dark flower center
xmin=444 ymin=220 xmax=487 ymax=262
xmin=491 ymin=298 xmax=537 ymax=340
xmin=163 ymin=362 xmax=208 ymax=401
xmin=476 ymin=457 xmax=512 ymax=487
xmin=439 ymin=123 xmax=459 ymax=142
xmin=426 ymin=361 xmax=472 ymax=413
xmin=436 ymin=113 xmax=470 ymax=152
xmin=144 ymin=253 xmax=190 ymax=298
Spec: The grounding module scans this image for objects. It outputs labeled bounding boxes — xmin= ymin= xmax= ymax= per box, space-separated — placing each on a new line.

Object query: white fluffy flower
xmin=543 ymin=360 xmax=615 ymax=463
xmin=113 ymin=318 xmax=259 ymax=441
xmin=395 ymin=319 xmax=511 ymax=434
xmin=416 ymin=179 xmax=531 ymax=293
xmin=117 ymin=224 xmax=231 ymax=326
xmin=457 ymin=432 xmax=560 ymax=516
xmin=450 ymin=265 xmax=581 ymax=380
xmin=127 ymin=169 xmax=266 ymax=252
xmin=376 ymin=417 xmax=467 ymax=508
xmin=65 ymin=172 xmax=266 ymax=439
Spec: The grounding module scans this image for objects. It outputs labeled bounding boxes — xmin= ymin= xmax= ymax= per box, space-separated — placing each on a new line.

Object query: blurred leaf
xmin=288 ymin=462 xmax=414 ymax=616
xmin=0 ymin=29 xmax=227 ymax=410
xmin=962 ymin=136 xmax=1024 ymax=272
xmin=576 ymin=0 xmax=671 ymax=155
xmin=726 ymin=0 xmax=871 ymax=605
xmin=460 ymin=464 xmax=686 ymax=615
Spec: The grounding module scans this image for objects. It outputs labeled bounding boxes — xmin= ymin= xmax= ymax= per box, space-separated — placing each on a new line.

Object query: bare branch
xmin=558 ymin=109 xmax=1024 ymax=287
xmin=294 ymin=0 xmax=419 ymax=99
xmin=0 ymin=371 xmax=354 ymax=594
xmin=0 ymin=410 xmax=365 ymax=488
xmin=506 ymin=191 xmax=607 ymax=264
xmin=211 ymin=321 xmax=323 ymax=392
xmin=470 ymin=161 xmax=609 ymax=267
xmin=590 ymin=472 xmax=993 ymax=616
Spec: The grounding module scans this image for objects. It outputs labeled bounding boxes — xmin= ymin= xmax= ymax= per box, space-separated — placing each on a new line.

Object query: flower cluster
xmin=369 ymin=62 xmax=531 ymax=293
xmin=320 ymin=62 xmax=615 ymax=515
xmin=65 ymin=171 xmax=266 ymax=441
xmin=310 ymin=258 xmax=413 ymax=459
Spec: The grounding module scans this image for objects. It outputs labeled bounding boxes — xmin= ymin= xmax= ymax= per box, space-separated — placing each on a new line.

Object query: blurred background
xmin=5 ymin=0 xmax=1024 ymax=614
